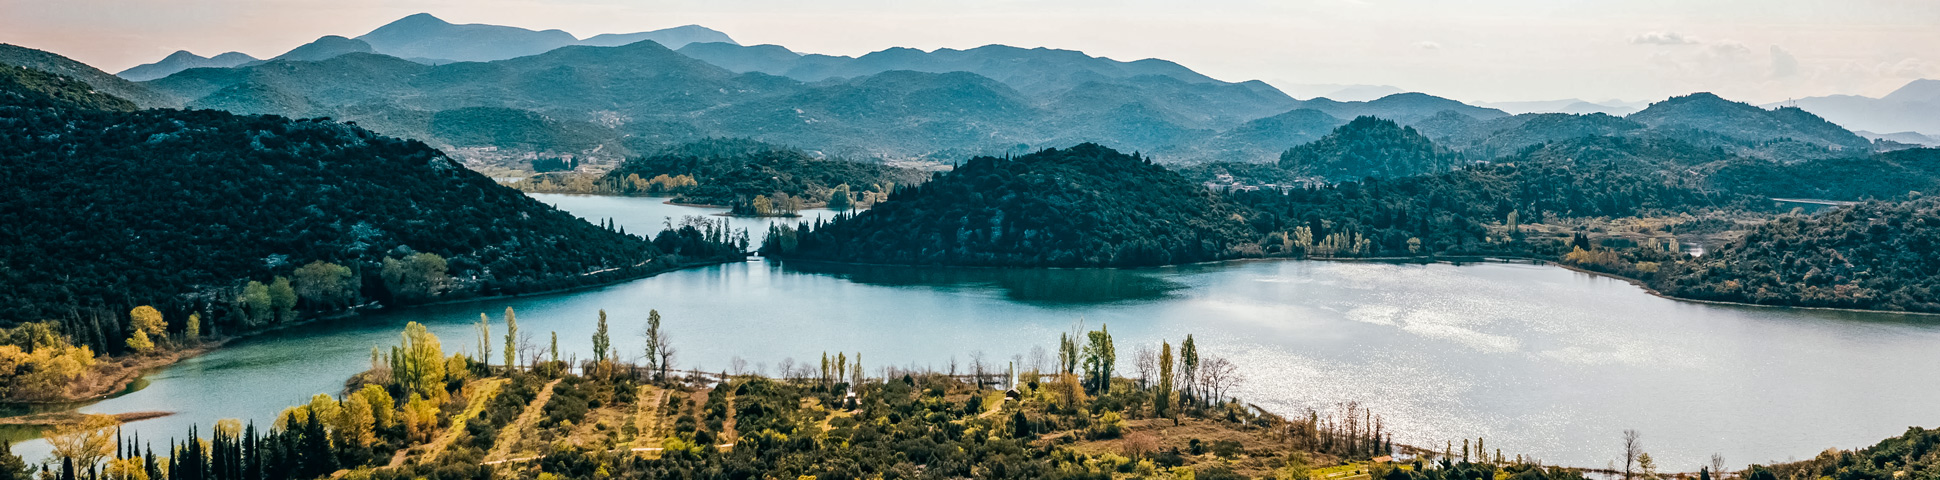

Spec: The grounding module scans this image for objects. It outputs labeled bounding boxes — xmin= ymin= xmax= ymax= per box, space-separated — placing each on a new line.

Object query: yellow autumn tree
xmin=402 ymin=393 xmax=441 ymax=443
xmin=351 ymin=384 xmax=396 ymax=429
xmin=125 ymin=329 xmax=154 ymax=354
xmin=46 ymin=414 xmax=118 ymax=467
xmin=338 ymin=395 xmax=377 ymax=447
xmin=129 ymin=306 xmax=166 ymax=337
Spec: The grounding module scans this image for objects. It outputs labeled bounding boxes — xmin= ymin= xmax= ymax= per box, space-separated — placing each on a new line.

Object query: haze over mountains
xmin=115 ymin=13 xmax=739 ymax=80
xmin=3 ymin=12 xmax=1928 ymax=165
xmin=1771 ymin=79 xmax=1940 ymax=146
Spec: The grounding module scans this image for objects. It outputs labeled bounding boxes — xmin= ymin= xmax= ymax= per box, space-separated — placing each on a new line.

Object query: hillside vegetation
xmin=766 ymin=144 xmax=1258 ymax=266
xmin=1654 ymin=197 xmax=1940 ymax=312
xmin=1279 ymin=116 xmax=1463 ymax=181
xmin=0 ymin=67 xmax=743 ymax=352
xmin=596 ymin=139 xmax=928 ymax=212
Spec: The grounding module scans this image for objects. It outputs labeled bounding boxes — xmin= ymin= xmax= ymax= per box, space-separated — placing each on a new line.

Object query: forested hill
xmin=1653 ymin=197 xmax=1940 ymax=313
xmin=600 ymin=138 xmax=928 ymax=210
xmin=0 ymin=68 xmax=741 ymax=334
xmin=763 ymin=143 xmax=1258 ymax=267
xmin=1279 ymin=116 xmax=1462 ymax=181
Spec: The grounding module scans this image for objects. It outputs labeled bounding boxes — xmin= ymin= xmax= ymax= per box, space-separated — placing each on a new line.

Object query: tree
xmin=128 ymin=306 xmax=165 ymax=338
xmin=291 ymin=261 xmax=356 ymax=310
xmin=0 ymin=441 xmax=28 ymax=480
xmin=183 ymin=313 xmax=200 ymax=340
xmin=46 ymin=414 xmax=117 ymax=469
xmin=1156 ymin=341 xmax=1175 ymax=420
xmin=476 ymin=313 xmax=491 ymax=367
xmin=592 ymin=310 xmax=610 ymax=363
xmin=390 ymin=322 xmax=447 ymax=403
xmin=643 ymin=309 xmax=663 ymax=380
xmin=352 ymin=384 xmax=396 ymax=429
xmin=1200 ymin=356 xmax=1243 ymax=405
xmin=503 ymin=307 xmax=518 ymax=368
xmin=827 ymin=184 xmax=854 ymax=212
xmin=338 ymin=393 xmax=377 ymax=448
xmin=267 ymin=276 xmax=297 ymax=322
xmin=1133 ymin=344 xmax=1156 ymax=389
xmin=239 ymin=281 xmax=272 ymax=326
xmin=1180 ymin=335 xmax=1200 ymax=402
xmin=1622 ymin=429 xmax=1643 ymax=480
xmin=549 ymin=331 xmax=559 ymax=363
xmin=125 ymin=329 xmax=154 ymax=354
xmin=1080 ymin=325 xmax=1116 ymax=394
xmin=1637 ymin=452 xmax=1659 ymax=480
xmin=381 ymin=253 xmax=449 ymax=303
xmin=751 ymin=195 xmax=773 ymax=216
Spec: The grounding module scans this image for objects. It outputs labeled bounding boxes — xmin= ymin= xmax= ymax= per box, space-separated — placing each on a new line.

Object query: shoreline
xmin=0 ymin=256 xmax=748 ymax=421
xmin=772 ymin=254 xmax=1940 ymax=318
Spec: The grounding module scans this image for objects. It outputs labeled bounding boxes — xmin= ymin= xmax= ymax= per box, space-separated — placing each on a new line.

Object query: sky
xmin=2 ymin=0 xmax=1936 ymax=104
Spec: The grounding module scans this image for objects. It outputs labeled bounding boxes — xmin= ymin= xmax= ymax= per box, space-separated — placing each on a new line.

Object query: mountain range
xmin=1 ymin=13 xmax=1911 ymax=167
xmin=113 ymin=13 xmax=740 ymax=81
xmin=117 ymin=50 xmax=258 ymax=81
xmin=1773 ymin=79 xmax=1940 ymax=145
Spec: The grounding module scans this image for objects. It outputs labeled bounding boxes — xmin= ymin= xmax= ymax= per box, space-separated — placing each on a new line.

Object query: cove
xmin=15 ymin=194 xmax=1939 ymax=470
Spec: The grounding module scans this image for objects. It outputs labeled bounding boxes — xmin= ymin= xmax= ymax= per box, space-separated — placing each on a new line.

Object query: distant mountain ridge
xmin=1774 ymin=79 xmax=1940 ymax=140
xmin=0 ymin=44 xmax=178 ymax=108
xmin=116 ymin=50 xmax=258 ymax=81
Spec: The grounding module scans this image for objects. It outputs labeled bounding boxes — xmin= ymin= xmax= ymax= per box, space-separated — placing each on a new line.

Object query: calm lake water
xmin=17 ymin=194 xmax=1940 ymax=469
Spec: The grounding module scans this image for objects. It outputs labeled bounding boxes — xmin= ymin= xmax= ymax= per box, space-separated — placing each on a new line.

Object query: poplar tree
xmin=503 ymin=307 xmax=517 ymax=368
xmin=1157 ymin=341 xmax=1175 ymax=420
xmin=1180 ymin=334 xmax=1199 ymax=402
xmin=477 ymin=313 xmax=491 ymax=366
xmin=549 ymin=332 xmax=558 ymax=363
xmin=592 ymin=309 xmax=611 ymax=363
xmin=643 ymin=309 xmax=662 ymax=378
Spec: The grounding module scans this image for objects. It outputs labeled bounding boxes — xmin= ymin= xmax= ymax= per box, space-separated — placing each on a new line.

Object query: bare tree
xmin=1200 ymin=356 xmax=1243 ymax=405
xmin=755 ymin=362 xmax=768 ymax=377
xmin=1027 ymin=345 xmax=1050 ymax=374
xmin=655 ymin=334 xmax=676 ymax=381
xmin=1622 ymin=429 xmax=1643 ymax=480
xmin=1133 ymin=344 xmax=1157 ymax=389
xmin=778 ymin=357 xmax=796 ymax=380
xmin=1709 ymin=453 xmax=1726 ymax=478
xmin=969 ymin=351 xmax=988 ymax=387
xmin=730 ymin=356 xmax=748 ymax=376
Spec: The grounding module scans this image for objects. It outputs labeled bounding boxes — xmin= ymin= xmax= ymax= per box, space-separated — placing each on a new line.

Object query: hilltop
xmin=1279 ymin=117 xmax=1462 ymax=181
xmin=0 ymin=43 xmax=177 ymax=108
xmin=765 ymin=144 xmax=1257 ymax=266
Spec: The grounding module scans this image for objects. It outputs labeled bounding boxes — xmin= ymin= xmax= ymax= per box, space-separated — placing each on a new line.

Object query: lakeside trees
xmin=596 ymin=138 xmax=924 ymax=212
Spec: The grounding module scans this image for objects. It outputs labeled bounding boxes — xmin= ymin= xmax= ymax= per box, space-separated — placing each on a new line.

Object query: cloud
xmin=1769 ymin=45 xmax=1798 ymax=79
xmin=1415 ymin=40 xmax=1441 ymax=50
xmin=1630 ymin=31 xmax=1698 ymax=45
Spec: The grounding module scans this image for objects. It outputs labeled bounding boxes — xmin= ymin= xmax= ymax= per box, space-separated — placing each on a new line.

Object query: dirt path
xmin=484 ymin=378 xmax=563 ymax=463
xmin=398 ymin=378 xmax=507 ymax=468
xmin=721 ymin=388 xmax=737 ymax=443
xmin=631 ymin=386 xmax=667 ymax=445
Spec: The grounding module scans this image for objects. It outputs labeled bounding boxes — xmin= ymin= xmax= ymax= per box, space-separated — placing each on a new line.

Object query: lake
xmin=17 ymin=193 xmax=1940 ymax=470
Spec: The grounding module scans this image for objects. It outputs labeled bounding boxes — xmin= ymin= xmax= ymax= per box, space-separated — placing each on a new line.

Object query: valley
xmin=0 ymin=6 xmax=1937 ymax=480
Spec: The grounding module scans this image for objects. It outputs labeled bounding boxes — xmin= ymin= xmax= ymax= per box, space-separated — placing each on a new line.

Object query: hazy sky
xmin=3 ymin=0 xmax=1935 ymax=104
